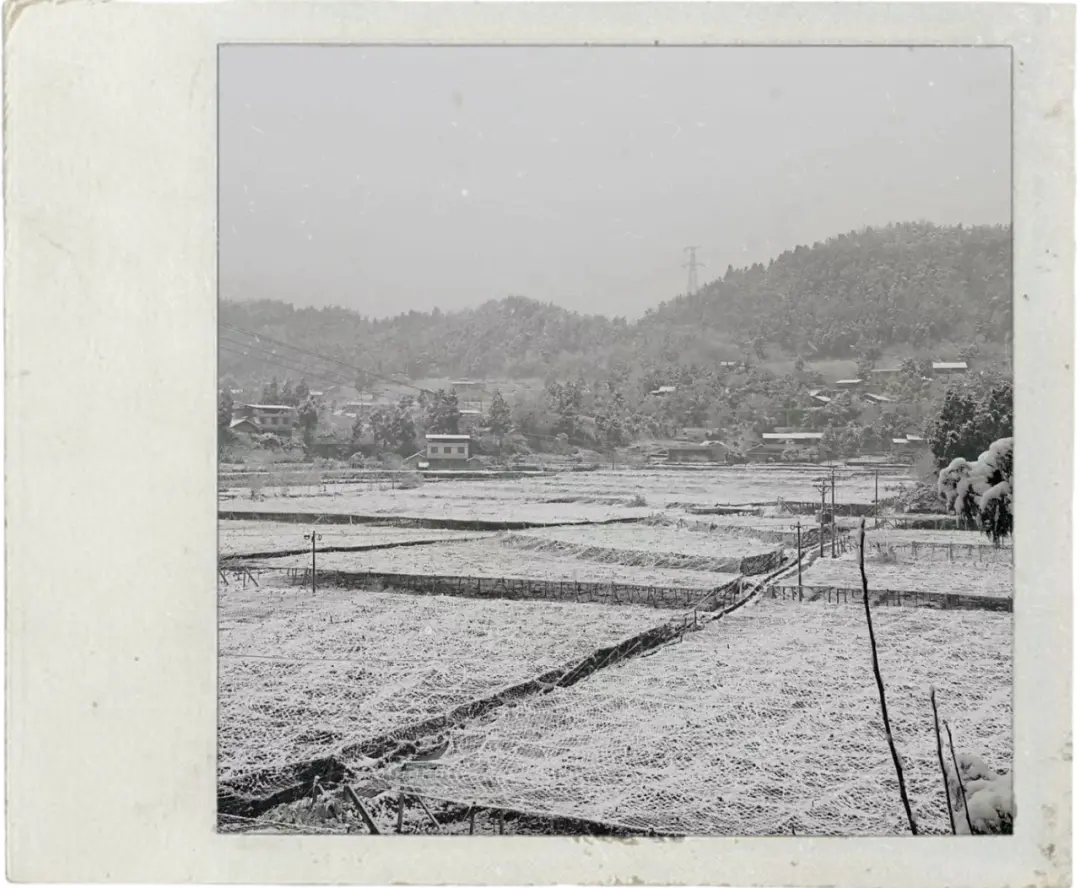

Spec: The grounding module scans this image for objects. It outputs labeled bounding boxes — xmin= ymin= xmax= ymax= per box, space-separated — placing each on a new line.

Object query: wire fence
xmin=218 ymin=564 xmax=749 ymax=612
xmin=763 ymin=584 xmax=1012 ymax=612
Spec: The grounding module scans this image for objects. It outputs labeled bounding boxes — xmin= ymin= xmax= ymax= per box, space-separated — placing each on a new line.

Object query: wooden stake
xmin=396 ymin=792 xmax=405 ymax=833
xmin=858 ymin=518 xmax=918 ymax=835
xmin=343 ymin=785 xmax=382 ymax=835
xmin=796 ymin=521 xmax=803 ymax=593
xmin=415 ymin=795 xmax=441 ymax=831
xmin=944 ymin=720 xmax=975 ymax=835
xmin=930 ymin=688 xmax=957 ymax=834
xmin=469 ymin=806 xmax=476 ymax=835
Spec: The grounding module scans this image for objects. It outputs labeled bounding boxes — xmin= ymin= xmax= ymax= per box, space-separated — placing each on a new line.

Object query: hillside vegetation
xmin=220 ymin=222 xmax=1011 ymax=384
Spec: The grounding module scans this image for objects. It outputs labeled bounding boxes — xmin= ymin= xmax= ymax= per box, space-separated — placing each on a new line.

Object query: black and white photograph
xmin=215 ymin=44 xmax=1015 ymax=838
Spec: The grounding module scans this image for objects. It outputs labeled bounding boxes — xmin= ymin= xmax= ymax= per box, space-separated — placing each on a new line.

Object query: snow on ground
xmin=219 ymin=520 xmax=490 ymax=557
xmin=509 ymin=523 xmax=780 ymax=559
xmin=398 ymin=598 xmax=1012 ymax=836
xmin=240 ymin=538 xmax=740 ymax=590
xmin=801 ymin=555 xmax=1012 ymax=597
xmin=218 ymin=466 xmax=916 ymax=521
xmin=864 ymin=527 xmax=1011 ymax=548
xmin=218 ymin=584 xmax=671 ymax=784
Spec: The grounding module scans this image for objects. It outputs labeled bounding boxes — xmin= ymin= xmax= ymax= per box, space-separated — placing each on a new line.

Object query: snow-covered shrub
xmin=945 ymin=751 xmax=1014 ymax=835
xmin=936 ymin=437 xmax=1013 ymax=544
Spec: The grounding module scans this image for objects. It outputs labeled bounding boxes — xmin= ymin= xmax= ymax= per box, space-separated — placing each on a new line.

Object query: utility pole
xmin=304 ymin=530 xmax=322 ymax=595
xmin=874 ymin=469 xmax=880 ymax=529
xmin=814 ymin=478 xmax=827 ymax=556
xmin=796 ymin=521 xmax=803 ymax=591
xmin=830 ymin=466 xmax=837 ymax=558
xmin=683 ymin=246 xmax=702 ymax=297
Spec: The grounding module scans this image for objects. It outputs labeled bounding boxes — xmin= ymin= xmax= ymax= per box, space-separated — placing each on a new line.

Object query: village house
xmin=744 ymin=431 xmax=825 ymax=463
xmin=650 ymin=385 xmax=677 ymax=397
xmin=425 ymin=433 xmax=472 ymax=466
xmin=834 ymin=378 xmax=864 ymax=390
xmin=229 ymin=417 xmax=261 ymax=436
xmin=667 ymin=442 xmax=728 ymax=464
xmin=233 ymin=403 xmax=298 ymax=436
xmin=932 ymin=361 xmax=969 ymax=375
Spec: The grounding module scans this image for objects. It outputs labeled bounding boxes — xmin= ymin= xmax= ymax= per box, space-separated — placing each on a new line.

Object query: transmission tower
xmin=683 ymin=246 xmax=702 ymax=296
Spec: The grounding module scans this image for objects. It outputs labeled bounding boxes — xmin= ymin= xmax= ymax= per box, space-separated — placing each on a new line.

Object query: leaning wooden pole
xmin=930 ymin=688 xmax=956 ymax=834
xmin=945 ymin=720 xmax=976 ymax=835
xmin=858 ymin=518 xmax=918 ymax=835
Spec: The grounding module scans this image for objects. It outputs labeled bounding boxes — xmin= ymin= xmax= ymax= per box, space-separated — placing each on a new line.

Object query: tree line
xmin=220 ymin=222 xmax=1011 ymax=384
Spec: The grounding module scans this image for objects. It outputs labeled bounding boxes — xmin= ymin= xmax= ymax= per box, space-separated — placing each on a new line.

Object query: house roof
xmin=869 ymin=367 xmax=902 ymax=374
xmin=762 ymin=432 xmax=824 ymax=441
xmin=229 ymin=417 xmax=259 ymax=429
xmin=932 ymin=361 xmax=968 ymax=370
xmin=906 ymin=434 xmax=925 ymax=442
xmin=864 ymin=393 xmax=894 ymax=403
xmin=835 ymin=379 xmax=864 ymax=385
xmin=892 ymin=438 xmax=911 ymax=445
xmin=242 ymin=404 xmax=296 ymax=411
xmin=426 ymin=434 xmax=471 ymax=441
xmin=459 ymin=409 xmax=483 ymax=415
xmin=651 ymin=385 xmax=677 ymax=394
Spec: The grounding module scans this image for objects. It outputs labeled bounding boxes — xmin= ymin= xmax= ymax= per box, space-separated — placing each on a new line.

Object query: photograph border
xmin=6 ymin=3 xmax=1073 ymax=885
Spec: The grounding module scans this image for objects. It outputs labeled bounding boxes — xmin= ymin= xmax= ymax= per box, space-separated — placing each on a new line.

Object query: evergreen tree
xmin=261 ymin=377 xmax=281 ymax=404
xmin=298 ymin=397 xmax=318 ymax=450
xmin=218 ymin=388 xmax=234 ymax=441
xmin=487 ymin=390 xmax=512 ymax=436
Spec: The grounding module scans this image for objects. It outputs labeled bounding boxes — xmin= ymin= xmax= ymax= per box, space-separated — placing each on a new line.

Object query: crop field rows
xmin=801 ymin=554 xmax=1013 ymax=598
xmin=239 ymin=538 xmax=743 ymax=590
xmin=219 ymin=467 xmax=915 ymax=525
xmin=218 ymin=466 xmax=1011 ymax=836
xmin=219 ymin=520 xmax=491 ymax=559
xmin=394 ymin=599 xmax=1012 ymax=836
xmin=218 ymin=584 xmax=674 ymax=788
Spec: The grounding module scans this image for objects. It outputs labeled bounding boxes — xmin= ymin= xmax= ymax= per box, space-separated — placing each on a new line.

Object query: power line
xmin=682 ymin=246 xmax=702 ymax=297
xmin=218 ymin=343 xmax=358 ymax=393
xmin=219 ymin=334 xmax=357 ymax=385
xmin=220 ymin=322 xmax=434 ymax=395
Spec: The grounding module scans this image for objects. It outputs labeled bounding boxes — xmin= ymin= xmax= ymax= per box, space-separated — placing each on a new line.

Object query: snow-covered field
xmin=218 ymin=466 xmax=915 ymax=522
xmin=219 ymin=520 xmax=490 ymax=557
xmin=508 ymin=523 xmax=780 ymax=559
xmin=242 ymin=538 xmax=740 ymax=590
xmin=397 ymin=598 xmax=1012 ymax=836
xmin=865 ymin=527 xmax=1012 ymax=548
xmin=219 ymin=584 xmax=670 ymax=784
xmin=801 ymin=555 xmax=1013 ymax=598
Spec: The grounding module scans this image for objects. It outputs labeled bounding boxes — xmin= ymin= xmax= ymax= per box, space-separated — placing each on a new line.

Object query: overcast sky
xmin=219 ymin=45 xmax=1010 ymax=318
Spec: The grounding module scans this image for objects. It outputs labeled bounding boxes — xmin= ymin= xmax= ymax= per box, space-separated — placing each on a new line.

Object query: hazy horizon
xmin=220 ymin=45 xmax=1011 ymax=319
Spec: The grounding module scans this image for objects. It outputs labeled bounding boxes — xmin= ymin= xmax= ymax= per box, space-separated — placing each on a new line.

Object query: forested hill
xmin=644 ymin=222 xmax=1011 ymax=358
xmin=220 ymin=222 xmax=1011 ymax=383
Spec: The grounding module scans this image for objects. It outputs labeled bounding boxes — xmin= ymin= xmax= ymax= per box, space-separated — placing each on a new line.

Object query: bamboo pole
xmin=930 ymin=688 xmax=957 ymax=834
xmin=858 ymin=519 xmax=918 ymax=834
xmin=945 ymin=720 xmax=975 ymax=834
xmin=343 ymin=785 xmax=382 ymax=835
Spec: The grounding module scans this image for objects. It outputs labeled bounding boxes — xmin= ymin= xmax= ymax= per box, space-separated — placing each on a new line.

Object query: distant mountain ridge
xmin=220 ymin=222 xmax=1011 ymax=384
